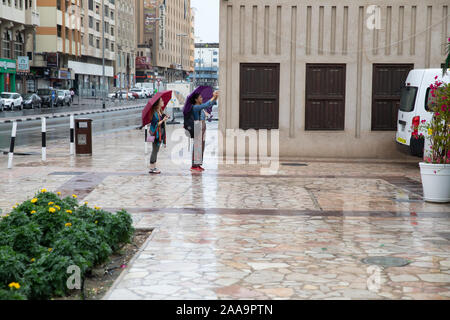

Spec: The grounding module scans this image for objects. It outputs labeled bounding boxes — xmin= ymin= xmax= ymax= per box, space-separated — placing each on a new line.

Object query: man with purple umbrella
xmin=183 ymin=86 xmax=219 ymax=172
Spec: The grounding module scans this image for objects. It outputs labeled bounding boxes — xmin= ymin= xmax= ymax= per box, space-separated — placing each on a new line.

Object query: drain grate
xmin=361 ymin=256 xmax=410 ymax=268
xmin=281 ymin=163 xmax=308 ymax=167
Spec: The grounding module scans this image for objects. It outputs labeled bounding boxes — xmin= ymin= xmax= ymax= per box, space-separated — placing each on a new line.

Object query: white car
xmin=1 ymin=92 xmax=23 ymax=111
xmin=130 ymin=88 xmax=147 ymax=98
xmin=0 ymin=97 xmax=4 ymax=112
xmin=108 ymin=91 xmax=134 ymax=100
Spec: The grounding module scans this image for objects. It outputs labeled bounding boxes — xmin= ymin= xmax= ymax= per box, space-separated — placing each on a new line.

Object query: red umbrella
xmin=141 ymin=90 xmax=172 ymax=127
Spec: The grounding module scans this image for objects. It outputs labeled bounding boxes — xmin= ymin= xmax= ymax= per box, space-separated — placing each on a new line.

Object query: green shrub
xmin=0 ymin=190 xmax=134 ymax=300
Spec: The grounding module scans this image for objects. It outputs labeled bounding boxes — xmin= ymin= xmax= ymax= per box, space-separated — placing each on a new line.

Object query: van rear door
xmin=396 ymin=86 xmax=419 ymax=146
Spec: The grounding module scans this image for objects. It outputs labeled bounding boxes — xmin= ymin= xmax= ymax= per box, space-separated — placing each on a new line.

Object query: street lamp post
xmin=102 ymin=0 xmax=105 ymax=109
xmin=176 ymin=33 xmax=187 ymax=81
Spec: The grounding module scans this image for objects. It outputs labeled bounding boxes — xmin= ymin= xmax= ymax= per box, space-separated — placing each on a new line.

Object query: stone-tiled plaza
xmin=1 ymin=124 xmax=449 ymax=300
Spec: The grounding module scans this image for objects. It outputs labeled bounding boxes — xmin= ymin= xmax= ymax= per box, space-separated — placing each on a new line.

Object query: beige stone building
xmin=115 ymin=0 xmax=135 ymax=89
xmin=35 ymin=0 xmax=115 ymax=95
xmin=219 ymin=0 xmax=449 ymax=159
xmin=0 ymin=0 xmax=40 ymax=93
xmin=135 ymin=0 xmax=194 ymax=83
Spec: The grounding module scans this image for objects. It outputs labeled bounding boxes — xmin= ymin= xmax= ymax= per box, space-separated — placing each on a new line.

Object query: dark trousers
xmin=150 ymin=142 xmax=160 ymax=164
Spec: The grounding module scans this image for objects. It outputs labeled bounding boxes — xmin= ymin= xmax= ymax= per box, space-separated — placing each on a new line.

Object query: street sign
xmin=17 ymin=56 xmax=30 ymax=72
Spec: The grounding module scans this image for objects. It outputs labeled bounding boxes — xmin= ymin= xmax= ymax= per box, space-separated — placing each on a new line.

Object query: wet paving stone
xmin=0 ymin=125 xmax=449 ymax=299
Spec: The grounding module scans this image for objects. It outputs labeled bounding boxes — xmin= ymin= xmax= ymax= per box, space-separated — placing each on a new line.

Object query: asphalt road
xmin=0 ymin=97 xmax=143 ymax=119
xmin=0 ymin=108 xmax=145 ymax=150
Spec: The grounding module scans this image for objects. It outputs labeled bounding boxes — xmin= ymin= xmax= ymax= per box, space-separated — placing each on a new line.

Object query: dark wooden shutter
xmin=239 ymin=63 xmax=280 ymax=130
xmin=372 ymin=64 xmax=414 ymax=131
xmin=305 ymin=64 xmax=346 ymax=130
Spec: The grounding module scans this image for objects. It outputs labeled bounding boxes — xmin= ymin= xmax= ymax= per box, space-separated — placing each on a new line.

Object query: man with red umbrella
xmin=142 ymin=90 xmax=172 ymax=174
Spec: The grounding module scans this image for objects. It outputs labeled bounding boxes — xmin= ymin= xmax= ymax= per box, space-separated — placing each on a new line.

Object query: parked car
xmin=1 ymin=92 xmax=23 ymax=110
xmin=108 ymin=91 xmax=134 ymax=100
xmin=56 ymin=90 xmax=71 ymax=106
xmin=22 ymin=93 xmax=42 ymax=109
xmin=37 ymin=88 xmax=56 ymax=107
xmin=0 ymin=97 xmax=4 ymax=112
xmin=396 ymin=68 xmax=450 ymax=157
xmin=130 ymin=88 xmax=147 ymax=98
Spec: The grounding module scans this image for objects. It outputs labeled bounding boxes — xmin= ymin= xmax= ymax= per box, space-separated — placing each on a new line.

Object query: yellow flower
xmin=428 ymin=128 xmax=433 ymax=135
xmin=65 ymin=223 xmax=72 ymax=227
xmin=49 ymin=207 xmax=56 ymax=213
xmin=94 ymin=206 xmax=101 ymax=210
xmin=31 ymin=258 xmax=35 ymax=262
xmin=57 ymin=192 xmax=61 ymax=196
xmin=15 ymin=203 xmax=19 ymax=206
xmin=8 ymin=282 xmax=20 ymax=290
xmin=54 ymin=205 xmax=60 ymax=211
xmin=95 ymin=221 xmax=98 ymax=224
xmin=66 ymin=210 xmax=72 ymax=214
xmin=48 ymin=248 xmax=53 ymax=252
xmin=4 ymin=214 xmax=9 ymax=218
xmin=41 ymin=188 xmax=47 ymax=193
xmin=12 ymin=206 xmax=16 ymax=209
xmin=48 ymin=202 xmax=54 ymax=205
xmin=31 ymin=198 xmax=38 ymax=204
xmin=84 ymin=201 xmax=88 ymax=205
xmin=72 ymin=194 xmax=77 ymax=198
xmin=30 ymin=210 xmax=36 ymax=214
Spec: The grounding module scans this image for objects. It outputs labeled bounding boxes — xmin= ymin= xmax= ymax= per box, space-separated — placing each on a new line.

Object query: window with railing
xmin=88 ymin=0 xmax=93 ymax=11
xmin=111 ymin=42 xmax=114 ymax=52
xmin=110 ymin=11 xmax=114 ymax=20
xmin=89 ymin=16 xmax=93 ymax=28
xmin=96 ymin=38 xmax=99 ymax=49
xmin=104 ymin=22 xmax=109 ymax=34
xmin=89 ymin=34 xmax=93 ymax=46
xmin=96 ymin=22 xmax=99 ymax=32
xmin=110 ymin=27 xmax=114 ymax=36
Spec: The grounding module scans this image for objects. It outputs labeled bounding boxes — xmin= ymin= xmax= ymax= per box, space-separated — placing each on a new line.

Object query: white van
xmin=396 ymin=68 xmax=450 ymax=156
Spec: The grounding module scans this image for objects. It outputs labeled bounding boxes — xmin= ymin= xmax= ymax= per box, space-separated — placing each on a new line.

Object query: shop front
xmin=0 ymin=58 xmax=17 ymax=92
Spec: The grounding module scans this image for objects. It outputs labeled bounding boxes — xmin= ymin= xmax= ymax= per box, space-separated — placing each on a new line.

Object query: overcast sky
xmin=191 ymin=0 xmax=219 ymax=43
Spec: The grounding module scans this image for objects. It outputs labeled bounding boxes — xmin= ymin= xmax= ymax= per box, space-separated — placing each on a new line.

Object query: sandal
xmin=149 ymin=168 xmax=161 ymax=174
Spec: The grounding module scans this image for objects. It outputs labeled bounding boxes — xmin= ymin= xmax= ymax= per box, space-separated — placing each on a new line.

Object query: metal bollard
xmin=7 ymin=121 xmax=17 ymax=169
xmin=41 ymin=117 xmax=46 ymax=161
xmin=70 ymin=115 xmax=75 ymax=155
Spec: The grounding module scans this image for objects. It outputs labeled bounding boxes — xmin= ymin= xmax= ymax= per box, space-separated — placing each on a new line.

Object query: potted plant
xmin=413 ymin=45 xmax=450 ymax=202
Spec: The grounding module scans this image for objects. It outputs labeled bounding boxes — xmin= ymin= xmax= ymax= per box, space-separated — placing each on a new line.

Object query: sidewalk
xmin=0 ymin=124 xmax=449 ymax=300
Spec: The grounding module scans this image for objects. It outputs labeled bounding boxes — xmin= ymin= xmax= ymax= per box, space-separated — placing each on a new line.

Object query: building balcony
xmin=25 ymin=9 xmax=40 ymax=26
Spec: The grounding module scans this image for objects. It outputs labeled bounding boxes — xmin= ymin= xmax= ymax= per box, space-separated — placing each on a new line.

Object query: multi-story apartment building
xmin=219 ymin=0 xmax=449 ymax=159
xmin=136 ymin=0 xmax=194 ymax=84
xmin=115 ymin=0 xmax=135 ymax=89
xmin=35 ymin=0 xmax=115 ymax=96
xmin=188 ymin=42 xmax=219 ymax=88
xmin=0 ymin=0 xmax=40 ymax=93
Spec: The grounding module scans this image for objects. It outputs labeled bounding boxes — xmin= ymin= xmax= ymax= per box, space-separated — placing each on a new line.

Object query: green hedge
xmin=0 ymin=189 xmax=134 ymax=300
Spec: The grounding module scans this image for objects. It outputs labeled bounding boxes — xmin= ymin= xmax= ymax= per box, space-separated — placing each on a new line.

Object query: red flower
xmin=435 ymin=75 xmax=438 ymax=80
xmin=421 ymin=119 xmax=426 ymax=123
xmin=435 ymin=112 xmax=440 ymax=116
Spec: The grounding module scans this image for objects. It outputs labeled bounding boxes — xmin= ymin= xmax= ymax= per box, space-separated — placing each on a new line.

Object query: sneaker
xmin=149 ymin=168 xmax=161 ymax=174
xmin=190 ymin=166 xmax=202 ymax=172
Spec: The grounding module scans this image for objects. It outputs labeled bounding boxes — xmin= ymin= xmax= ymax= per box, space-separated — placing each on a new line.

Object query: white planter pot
xmin=419 ymin=162 xmax=450 ymax=203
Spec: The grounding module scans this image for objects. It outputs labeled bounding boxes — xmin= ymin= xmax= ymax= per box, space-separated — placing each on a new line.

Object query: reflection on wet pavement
xmin=0 ymin=125 xmax=449 ymax=300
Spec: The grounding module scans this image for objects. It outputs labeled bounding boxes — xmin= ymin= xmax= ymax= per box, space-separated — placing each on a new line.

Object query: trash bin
xmin=75 ymin=119 xmax=92 ymax=155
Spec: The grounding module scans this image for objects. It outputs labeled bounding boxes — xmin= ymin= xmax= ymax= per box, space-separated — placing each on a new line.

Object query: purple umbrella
xmin=183 ymin=86 xmax=214 ymax=116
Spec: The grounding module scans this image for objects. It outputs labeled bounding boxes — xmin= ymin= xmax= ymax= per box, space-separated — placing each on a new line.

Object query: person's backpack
xmin=184 ymin=109 xmax=195 ymax=138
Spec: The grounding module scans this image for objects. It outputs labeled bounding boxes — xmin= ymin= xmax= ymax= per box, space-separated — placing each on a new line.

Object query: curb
xmin=0 ymin=105 xmax=145 ymax=124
